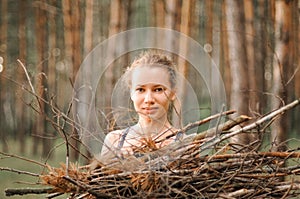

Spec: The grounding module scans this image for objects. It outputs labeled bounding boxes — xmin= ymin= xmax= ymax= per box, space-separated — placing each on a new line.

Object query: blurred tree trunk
xmin=173 ymin=0 xmax=194 ymax=128
xmin=62 ymin=0 xmax=72 ymax=67
xmin=62 ymin=0 xmax=82 ymax=76
xmin=292 ymin=0 xmax=299 ymax=133
xmin=119 ymin=1 xmax=131 ymax=67
xmin=220 ymin=2 xmax=231 ymax=104
xmin=152 ymin=0 xmax=165 ymax=28
xmin=225 ymin=0 xmax=258 ymax=147
xmin=83 ymin=0 xmax=93 ymax=57
xmin=244 ymin=0 xmax=259 ymax=116
xmin=33 ymin=0 xmax=47 ymax=156
xmin=43 ymin=0 xmax=58 ymax=159
xmin=205 ymin=0 xmax=213 ymax=57
xmin=264 ymin=0 xmax=275 ymax=95
xmin=165 ymin=0 xmax=180 ymax=49
xmin=105 ymin=0 xmax=130 ymax=130
xmin=253 ymin=0 xmax=266 ymax=115
xmin=17 ymin=0 xmax=27 ymax=154
xmin=225 ymin=0 xmax=249 ymax=116
xmin=47 ymin=0 xmax=57 ymax=100
xmin=271 ymin=0 xmax=295 ymax=152
xmin=62 ymin=0 xmax=82 ymax=160
xmin=105 ymin=0 xmax=121 ymax=130
xmin=165 ymin=0 xmax=180 ymax=126
xmin=71 ymin=1 xmax=82 ymax=160
xmin=81 ymin=0 xmax=94 ymax=159
xmin=211 ymin=1 xmax=221 ymax=68
xmin=152 ymin=0 xmax=166 ymax=47
xmin=0 ymin=0 xmax=8 ymax=153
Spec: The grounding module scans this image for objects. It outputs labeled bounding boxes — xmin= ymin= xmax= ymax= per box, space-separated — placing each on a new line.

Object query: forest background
xmin=0 ymin=1 xmax=300 ymax=195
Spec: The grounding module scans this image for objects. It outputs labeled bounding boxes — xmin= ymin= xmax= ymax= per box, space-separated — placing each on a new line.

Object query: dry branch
xmin=0 ymin=167 xmax=40 ymax=177
xmin=5 ymin=188 xmax=53 ymax=197
xmin=3 ymin=99 xmax=300 ymax=198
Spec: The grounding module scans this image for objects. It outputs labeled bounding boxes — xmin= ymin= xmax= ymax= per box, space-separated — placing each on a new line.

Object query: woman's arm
xmin=99 ymin=130 xmax=122 ymax=162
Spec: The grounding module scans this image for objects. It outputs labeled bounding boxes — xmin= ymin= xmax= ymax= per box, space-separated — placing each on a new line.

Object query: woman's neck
xmin=137 ymin=116 xmax=172 ymax=137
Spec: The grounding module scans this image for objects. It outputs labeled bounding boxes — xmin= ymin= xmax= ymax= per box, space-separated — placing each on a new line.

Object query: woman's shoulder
xmin=105 ymin=127 xmax=131 ymax=139
xmin=105 ymin=129 xmax=123 ymax=140
xmin=107 ymin=129 xmax=123 ymax=135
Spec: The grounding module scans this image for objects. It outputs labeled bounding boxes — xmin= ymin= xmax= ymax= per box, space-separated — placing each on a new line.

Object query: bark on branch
xmin=5 ymin=188 xmax=53 ymax=196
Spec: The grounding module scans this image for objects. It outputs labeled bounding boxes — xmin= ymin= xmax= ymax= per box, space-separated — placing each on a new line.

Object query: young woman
xmin=100 ymin=51 xmax=182 ymax=162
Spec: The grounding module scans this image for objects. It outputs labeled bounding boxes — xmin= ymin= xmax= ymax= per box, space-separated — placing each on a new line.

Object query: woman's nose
xmin=144 ymin=91 xmax=154 ymax=103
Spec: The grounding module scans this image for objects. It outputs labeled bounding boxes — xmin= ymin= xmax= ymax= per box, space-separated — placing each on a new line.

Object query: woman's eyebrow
xmin=153 ymin=84 xmax=165 ymax=87
xmin=135 ymin=84 xmax=146 ymax=87
xmin=134 ymin=84 xmax=167 ymax=88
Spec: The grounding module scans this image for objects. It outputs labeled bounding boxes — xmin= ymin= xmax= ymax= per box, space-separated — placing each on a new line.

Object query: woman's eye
xmin=154 ymin=87 xmax=164 ymax=92
xmin=136 ymin=88 xmax=144 ymax=92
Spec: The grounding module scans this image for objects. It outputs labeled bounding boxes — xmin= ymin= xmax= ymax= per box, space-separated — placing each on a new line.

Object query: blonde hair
xmin=124 ymin=50 xmax=177 ymax=89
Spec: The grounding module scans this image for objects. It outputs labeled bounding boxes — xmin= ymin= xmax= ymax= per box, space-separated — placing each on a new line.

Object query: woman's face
xmin=130 ymin=66 xmax=175 ymax=121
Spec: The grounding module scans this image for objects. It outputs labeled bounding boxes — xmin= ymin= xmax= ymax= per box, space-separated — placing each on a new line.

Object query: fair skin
xmin=100 ymin=66 xmax=177 ymax=161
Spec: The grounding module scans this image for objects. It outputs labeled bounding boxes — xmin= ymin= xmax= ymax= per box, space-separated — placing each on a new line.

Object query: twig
xmin=222 ymin=188 xmax=255 ymax=198
xmin=46 ymin=192 xmax=64 ymax=198
xmin=0 ymin=167 xmax=40 ymax=177
xmin=200 ymin=99 xmax=300 ymax=151
xmin=200 ymin=152 xmax=300 ymax=161
xmin=0 ymin=151 xmax=47 ymax=167
xmin=5 ymin=188 xmax=53 ymax=196
xmin=180 ymin=110 xmax=236 ymax=134
xmin=215 ymin=104 xmax=226 ymax=137
xmin=194 ymin=114 xmax=251 ymax=141
xmin=163 ymin=110 xmax=235 ymax=141
xmin=63 ymin=176 xmax=112 ymax=198
xmin=17 ymin=59 xmax=36 ymax=96
xmin=17 ymin=59 xmax=43 ymax=112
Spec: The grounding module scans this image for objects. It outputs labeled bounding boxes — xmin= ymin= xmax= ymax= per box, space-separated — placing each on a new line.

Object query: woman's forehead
xmin=131 ymin=66 xmax=171 ymax=88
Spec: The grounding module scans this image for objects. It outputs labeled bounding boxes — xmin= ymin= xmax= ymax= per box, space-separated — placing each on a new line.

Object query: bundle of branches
xmin=5 ymin=99 xmax=300 ymax=198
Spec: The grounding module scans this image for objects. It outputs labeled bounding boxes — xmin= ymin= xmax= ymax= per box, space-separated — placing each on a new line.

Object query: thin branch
xmin=285 ymin=65 xmax=299 ymax=86
xmin=5 ymin=188 xmax=53 ymax=197
xmin=17 ymin=59 xmax=43 ymax=112
xmin=17 ymin=59 xmax=36 ymax=96
xmin=0 ymin=151 xmax=47 ymax=167
xmin=0 ymin=167 xmax=40 ymax=177
xmin=200 ymin=99 xmax=300 ymax=151
xmin=165 ymin=110 xmax=236 ymax=140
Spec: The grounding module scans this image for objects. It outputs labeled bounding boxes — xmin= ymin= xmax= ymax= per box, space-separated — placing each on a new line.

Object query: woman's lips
xmin=142 ymin=107 xmax=158 ymax=114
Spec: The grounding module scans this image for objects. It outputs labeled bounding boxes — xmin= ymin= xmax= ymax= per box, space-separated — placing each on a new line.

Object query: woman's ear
xmin=170 ymin=91 xmax=176 ymax=101
xmin=130 ymin=90 xmax=135 ymax=101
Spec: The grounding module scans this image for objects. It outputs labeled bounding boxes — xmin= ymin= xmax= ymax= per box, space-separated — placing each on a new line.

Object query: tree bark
xmin=62 ymin=0 xmax=82 ymax=161
xmin=17 ymin=0 xmax=27 ymax=154
xmin=164 ymin=0 xmax=180 ymax=49
xmin=152 ymin=0 xmax=165 ymax=28
xmin=33 ymin=0 xmax=47 ymax=156
xmin=205 ymin=0 xmax=213 ymax=57
xmin=48 ymin=0 xmax=57 ymax=97
xmin=271 ymin=0 xmax=294 ymax=152
xmin=105 ymin=0 xmax=130 ymax=130
xmin=225 ymin=0 xmax=257 ymax=146
xmin=244 ymin=0 xmax=258 ymax=116
xmin=220 ymin=2 xmax=231 ymax=104
xmin=172 ymin=0 xmax=194 ymax=128
xmin=292 ymin=0 xmax=300 ymax=133
xmin=104 ymin=0 xmax=122 ymax=131
xmin=83 ymin=0 xmax=93 ymax=57
xmin=225 ymin=0 xmax=249 ymax=116
xmin=0 ymin=0 xmax=8 ymax=153
xmin=41 ymin=0 xmax=58 ymax=159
